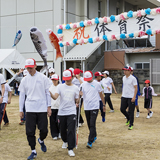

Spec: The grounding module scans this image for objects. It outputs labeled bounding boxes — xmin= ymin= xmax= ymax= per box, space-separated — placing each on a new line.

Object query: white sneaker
xmin=68 ymin=150 xmax=75 ymax=157
xmin=62 ymin=142 xmax=68 ymax=149
xmin=53 ymin=137 xmax=58 ymax=140
xmin=146 ymin=115 xmax=150 ymax=119
xmin=58 ymin=133 xmax=61 ymax=139
xmin=150 ymin=111 xmax=153 ymax=117
xmin=109 ymin=110 xmax=114 ymax=113
xmin=136 ymin=112 xmax=140 ymax=118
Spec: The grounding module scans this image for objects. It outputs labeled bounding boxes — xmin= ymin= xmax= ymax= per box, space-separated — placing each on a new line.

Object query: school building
xmin=0 ymin=0 xmax=159 ymax=92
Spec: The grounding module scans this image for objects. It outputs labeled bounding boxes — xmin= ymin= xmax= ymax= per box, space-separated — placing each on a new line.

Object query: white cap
xmin=49 ymin=68 xmax=55 ymax=73
xmin=51 ymin=74 xmax=59 ymax=80
xmin=84 ymin=71 xmax=93 ymax=81
xmin=23 ymin=70 xmax=28 ymax=76
xmin=63 ymin=70 xmax=72 ymax=80
xmin=69 ymin=67 xmax=74 ymax=74
xmin=25 ymin=58 xmax=36 ymax=68
xmin=102 ymin=70 xmax=109 ymax=75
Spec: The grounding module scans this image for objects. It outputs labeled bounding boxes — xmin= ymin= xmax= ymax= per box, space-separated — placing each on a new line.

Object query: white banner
xmin=57 ymin=8 xmax=160 ymax=47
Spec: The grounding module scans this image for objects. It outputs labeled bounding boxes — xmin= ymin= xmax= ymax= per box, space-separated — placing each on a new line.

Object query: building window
xmin=134 ymin=62 xmax=150 ymax=69
xmin=98 ymin=1 xmax=102 ymax=17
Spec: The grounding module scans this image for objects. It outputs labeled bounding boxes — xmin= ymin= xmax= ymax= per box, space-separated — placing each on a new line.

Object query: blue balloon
xmin=145 ymin=8 xmax=151 ymax=15
xmin=146 ymin=29 xmax=152 ymax=35
xmin=59 ymin=43 xmax=64 ymax=47
xmin=110 ymin=15 xmax=115 ymax=22
xmin=80 ymin=21 xmax=84 ymax=27
xmin=88 ymin=38 xmax=93 ymax=43
xmin=73 ymin=39 xmax=78 ymax=44
xmin=95 ymin=17 xmax=99 ymax=24
xmin=57 ymin=29 xmax=63 ymax=34
xmin=65 ymin=24 xmax=71 ymax=30
xmin=127 ymin=11 xmax=133 ymax=18
xmin=103 ymin=35 xmax=108 ymax=41
xmin=129 ymin=33 xmax=134 ymax=38
xmin=120 ymin=33 xmax=126 ymax=39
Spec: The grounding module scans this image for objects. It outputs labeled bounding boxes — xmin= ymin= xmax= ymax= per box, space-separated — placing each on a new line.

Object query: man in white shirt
xmin=120 ymin=66 xmax=137 ymax=130
xmin=19 ymin=58 xmax=52 ymax=160
xmin=94 ymin=71 xmax=105 ymax=122
xmin=72 ymin=68 xmax=84 ymax=127
xmin=50 ymin=69 xmax=79 ymax=157
xmin=102 ymin=71 xmax=117 ymax=113
xmin=80 ymin=71 xmax=105 ymax=149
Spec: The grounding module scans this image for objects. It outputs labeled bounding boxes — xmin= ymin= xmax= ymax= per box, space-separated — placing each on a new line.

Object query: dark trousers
xmin=76 ymin=98 xmax=84 ymax=126
xmin=104 ymin=93 xmax=114 ymax=110
xmin=99 ymin=100 xmax=105 ymax=117
xmin=3 ymin=111 xmax=9 ymax=124
xmin=50 ymin=109 xmax=60 ymax=138
xmin=85 ymin=109 xmax=99 ymax=143
xmin=0 ymin=103 xmax=7 ymax=125
xmin=120 ymin=97 xmax=135 ymax=126
xmin=26 ymin=112 xmax=48 ymax=150
xmin=59 ymin=114 xmax=76 ymax=150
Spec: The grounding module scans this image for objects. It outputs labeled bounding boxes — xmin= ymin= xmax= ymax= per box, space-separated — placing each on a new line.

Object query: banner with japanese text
xmin=56 ymin=8 xmax=160 ymax=47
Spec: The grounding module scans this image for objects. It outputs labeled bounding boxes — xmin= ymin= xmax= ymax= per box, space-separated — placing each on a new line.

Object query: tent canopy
xmin=0 ymin=49 xmax=26 ymax=68
xmin=63 ymin=41 xmax=104 ymax=61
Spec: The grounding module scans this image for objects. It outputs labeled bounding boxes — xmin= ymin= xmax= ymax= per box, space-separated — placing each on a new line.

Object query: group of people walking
xmin=0 ymin=58 xmax=159 ymax=160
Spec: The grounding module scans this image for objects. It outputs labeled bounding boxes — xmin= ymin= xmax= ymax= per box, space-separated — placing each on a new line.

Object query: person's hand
xmin=103 ymin=106 xmax=106 ymax=112
xmin=131 ymin=97 xmax=135 ymax=102
xmin=107 ymin=87 xmax=110 ymax=91
xmin=76 ymin=103 xmax=79 ymax=108
xmin=115 ymin=91 xmax=117 ymax=94
xmin=47 ymin=107 xmax=52 ymax=117
xmin=8 ymin=100 xmax=11 ymax=104
xmin=20 ymin=112 xmax=24 ymax=119
xmin=79 ymin=91 xmax=83 ymax=96
xmin=139 ymin=95 xmax=142 ymax=98
xmin=20 ymin=69 xmax=24 ymax=73
xmin=0 ymin=97 xmax=3 ymax=104
xmin=76 ymin=74 xmax=80 ymax=79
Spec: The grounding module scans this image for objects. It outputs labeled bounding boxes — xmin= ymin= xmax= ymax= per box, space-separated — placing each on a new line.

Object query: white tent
xmin=0 ymin=49 xmax=26 ymax=84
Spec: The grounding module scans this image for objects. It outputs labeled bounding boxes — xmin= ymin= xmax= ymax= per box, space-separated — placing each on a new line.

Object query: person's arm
xmin=45 ymin=89 xmax=52 ymax=117
xmin=141 ymin=87 xmax=145 ymax=97
xmin=0 ymin=84 xmax=5 ymax=104
xmin=17 ymin=69 xmax=24 ymax=76
xmin=76 ymin=75 xmax=83 ymax=84
xmin=151 ymin=87 xmax=158 ymax=96
xmin=99 ymin=92 xmax=106 ymax=112
xmin=50 ymin=92 xmax=59 ymax=100
xmin=131 ymin=85 xmax=137 ymax=102
xmin=19 ymin=92 xmax=25 ymax=119
xmin=7 ymin=91 xmax=12 ymax=104
xmin=111 ymin=82 xmax=117 ymax=94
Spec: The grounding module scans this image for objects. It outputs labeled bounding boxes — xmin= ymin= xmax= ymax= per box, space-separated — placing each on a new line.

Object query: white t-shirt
xmin=3 ymin=83 xmax=12 ymax=103
xmin=0 ymin=74 xmax=6 ymax=92
xmin=48 ymin=78 xmax=53 ymax=87
xmin=18 ymin=71 xmax=51 ymax=112
xmin=122 ymin=75 xmax=137 ymax=98
xmin=102 ymin=77 xmax=113 ymax=93
xmin=81 ymin=81 xmax=103 ymax=110
xmin=49 ymin=84 xmax=60 ymax=109
xmin=56 ymin=83 xmax=79 ymax=116
xmin=72 ymin=77 xmax=84 ymax=88
xmin=94 ymin=79 xmax=104 ymax=101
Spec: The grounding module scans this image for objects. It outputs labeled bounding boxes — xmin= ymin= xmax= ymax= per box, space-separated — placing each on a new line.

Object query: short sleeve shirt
xmin=81 ymin=81 xmax=102 ymax=110
xmin=0 ymin=74 xmax=6 ymax=92
xmin=56 ymin=84 xmax=79 ymax=116
xmin=122 ymin=75 xmax=137 ymax=98
xmin=102 ymin=77 xmax=113 ymax=93
xmin=3 ymin=83 xmax=12 ymax=103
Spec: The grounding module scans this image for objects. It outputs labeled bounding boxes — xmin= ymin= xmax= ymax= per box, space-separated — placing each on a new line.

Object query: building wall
xmin=127 ymin=52 xmax=160 ymax=69
xmin=104 ymin=51 xmax=125 ymax=70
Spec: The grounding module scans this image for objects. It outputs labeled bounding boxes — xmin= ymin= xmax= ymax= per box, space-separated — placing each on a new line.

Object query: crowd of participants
xmin=0 ymin=58 xmax=159 ymax=159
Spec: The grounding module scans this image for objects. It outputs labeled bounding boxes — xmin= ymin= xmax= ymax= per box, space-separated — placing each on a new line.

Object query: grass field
xmin=0 ymin=94 xmax=160 ymax=160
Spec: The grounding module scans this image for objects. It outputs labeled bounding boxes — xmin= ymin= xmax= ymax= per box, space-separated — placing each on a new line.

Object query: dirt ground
xmin=0 ymin=94 xmax=160 ymax=160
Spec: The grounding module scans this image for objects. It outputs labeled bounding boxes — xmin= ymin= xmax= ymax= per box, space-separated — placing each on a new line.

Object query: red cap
xmin=145 ymin=80 xmax=150 ymax=84
xmin=73 ymin=68 xmax=83 ymax=75
xmin=94 ymin=71 xmax=104 ymax=77
xmin=25 ymin=58 xmax=36 ymax=68
xmin=122 ymin=66 xmax=131 ymax=71
xmin=63 ymin=70 xmax=73 ymax=80
xmin=84 ymin=71 xmax=93 ymax=81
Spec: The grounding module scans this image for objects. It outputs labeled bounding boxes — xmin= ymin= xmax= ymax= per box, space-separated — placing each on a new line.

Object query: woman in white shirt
xmin=49 ymin=74 xmax=60 ymax=140
xmin=102 ymin=71 xmax=117 ymax=113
